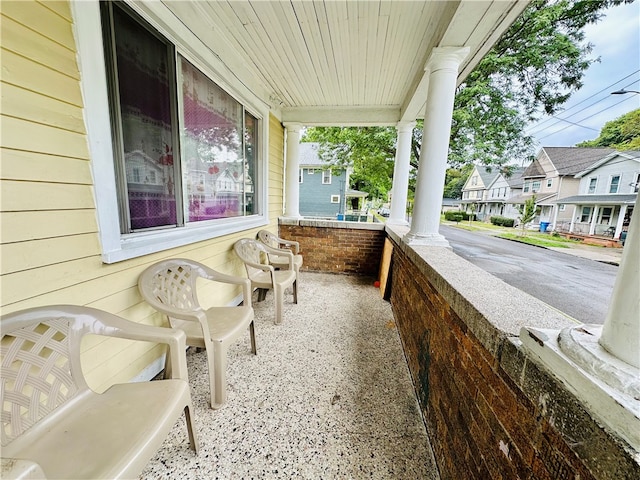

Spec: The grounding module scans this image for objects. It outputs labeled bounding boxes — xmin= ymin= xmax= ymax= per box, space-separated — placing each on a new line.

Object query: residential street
xmin=440 ymin=224 xmax=619 ymax=325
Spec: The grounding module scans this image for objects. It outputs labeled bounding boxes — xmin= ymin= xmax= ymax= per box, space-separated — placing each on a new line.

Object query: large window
xmin=102 ymin=2 xmax=258 ymax=234
xmin=322 ymin=170 xmax=332 ymax=184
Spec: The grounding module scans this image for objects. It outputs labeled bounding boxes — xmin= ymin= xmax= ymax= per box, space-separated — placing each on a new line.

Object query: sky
xmin=526 ymin=0 xmax=640 ymax=149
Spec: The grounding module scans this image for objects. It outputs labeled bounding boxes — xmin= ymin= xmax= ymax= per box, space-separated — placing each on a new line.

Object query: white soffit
xmin=162 ymin=0 xmax=530 ymax=126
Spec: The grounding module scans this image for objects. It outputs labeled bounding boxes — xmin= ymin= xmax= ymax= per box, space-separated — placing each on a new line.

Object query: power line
xmin=526 ymin=70 xmax=640 ymax=135
xmin=536 ymin=95 xmax=635 ymax=141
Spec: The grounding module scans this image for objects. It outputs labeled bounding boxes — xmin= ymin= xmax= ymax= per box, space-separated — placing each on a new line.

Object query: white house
xmin=556 ymin=150 xmax=639 ymax=240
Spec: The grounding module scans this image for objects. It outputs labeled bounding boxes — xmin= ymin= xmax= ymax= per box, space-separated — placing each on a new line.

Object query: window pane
xmin=609 ymin=176 xmax=620 ymax=193
xmin=180 ymin=57 xmax=244 ymax=222
xmin=112 ymin=6 xmax=177 ymax=230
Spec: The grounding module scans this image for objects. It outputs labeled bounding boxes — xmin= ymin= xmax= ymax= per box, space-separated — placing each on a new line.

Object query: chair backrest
xmin=257 ymin=230 xmax=279 ymax=249
xmin=1 ymin=306 xmax=104 ymax=447
xmin=138 ymin=259 xmax=203 ymax=313
xmin=234 ymin=238 xmax=270 ymax=280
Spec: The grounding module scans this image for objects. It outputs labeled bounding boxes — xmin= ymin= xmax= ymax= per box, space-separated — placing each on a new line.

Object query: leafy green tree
xmin=518 ymin=196 xmax=539 ymax=236
xmin=576 ymin=108 xmax=640 ymax=149
xmin=443 ymin=165 xmax=473 ymax=199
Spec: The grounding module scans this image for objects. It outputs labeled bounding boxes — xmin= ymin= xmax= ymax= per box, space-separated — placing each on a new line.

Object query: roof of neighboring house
xmin=542 ymin=147 xmax=617 ymax=176
xmin=464 ymin=165 xmax=500 ymax=190
xmin=442 ymin=198 xmax=461 ymax=206
xmin=522 ymin=159 xmax=546 ymax=178
xmin=575 ymin=150 xmax=640 ymax=178
xmin=555 ymin=194 xmax=637 ymax=205
xmin=298 ymin=142 xmax=342 ymax=168
xmin=505 ymin=167 xmax=526 ymax=187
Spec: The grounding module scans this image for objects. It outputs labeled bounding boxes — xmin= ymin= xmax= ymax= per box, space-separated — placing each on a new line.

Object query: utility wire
xmin=526 ymin=70 xmax=640 ymax=135
xmin=536 ymin=95 xmax=635 ymax=140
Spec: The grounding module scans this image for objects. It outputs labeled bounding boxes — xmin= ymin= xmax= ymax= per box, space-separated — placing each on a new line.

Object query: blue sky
xmin=526 ymin=0 xmax=640 ymax=148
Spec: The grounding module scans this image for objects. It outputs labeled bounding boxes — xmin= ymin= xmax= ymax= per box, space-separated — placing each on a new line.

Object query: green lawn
xmin=498 ymin=232 xmax=581 ymax=248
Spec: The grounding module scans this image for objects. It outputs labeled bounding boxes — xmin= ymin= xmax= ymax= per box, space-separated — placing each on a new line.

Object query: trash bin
xmin=337 ymin=214 xmax=344 ymax=221
xmin=539 ymin=221 xmax=549 ymax=232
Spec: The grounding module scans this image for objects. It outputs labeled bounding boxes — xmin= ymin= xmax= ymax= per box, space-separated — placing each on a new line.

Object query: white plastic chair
xmin=138 ymin=259 xmax=256 ymax=409
xmin=234 ymin=238 xmax=297 ymax=324
xmin=0 ymin=305 xmax=198 ymax=480
xmin=257 ymin=229 xmax=303 ymax=276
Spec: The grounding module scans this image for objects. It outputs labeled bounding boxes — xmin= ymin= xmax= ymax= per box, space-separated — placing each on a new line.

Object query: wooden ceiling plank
xmin=312 ymin=0 xmax=341 ymax=105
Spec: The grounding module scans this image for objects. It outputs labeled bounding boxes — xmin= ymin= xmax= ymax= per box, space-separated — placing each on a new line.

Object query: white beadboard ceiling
xmin=162 ymin=1 xmax=528 ymax=126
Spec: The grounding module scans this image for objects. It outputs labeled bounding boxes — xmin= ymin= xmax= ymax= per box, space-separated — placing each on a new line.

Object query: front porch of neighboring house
xmin=554 ymin=202 xmax=635 ymax=245
xmin=3 ymin=1 xmax=639 ymax=479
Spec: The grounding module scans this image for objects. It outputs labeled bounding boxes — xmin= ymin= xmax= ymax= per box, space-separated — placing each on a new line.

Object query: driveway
xmin=440 ymin=224 xmax=619 ymax=325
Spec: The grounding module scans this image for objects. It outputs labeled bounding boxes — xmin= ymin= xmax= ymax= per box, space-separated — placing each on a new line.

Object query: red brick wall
xmin=389 ymin=241 xmax=638 ymax=480
xmin=279 ymin=221 xmax=385 ymax=275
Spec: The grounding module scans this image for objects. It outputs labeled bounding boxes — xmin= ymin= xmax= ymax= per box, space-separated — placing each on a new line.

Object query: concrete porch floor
xmin=141 ymin=272 xmax=439 ymax=479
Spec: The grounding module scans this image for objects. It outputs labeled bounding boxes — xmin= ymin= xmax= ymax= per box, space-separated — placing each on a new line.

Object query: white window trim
xmin=546 ymin=178 xmax=553 ymax=188
xmin=331 ymin=195 xmax=340 ymax=203
xmin=322 ymin=170 xmax=332 ymax=184
xmin=588 ymin=177 xmax=598 ymax=194
xmin=308 ymin=168 xmax=315 ymax=174
xmin=72 ymin=1 xmax=269 ymax=263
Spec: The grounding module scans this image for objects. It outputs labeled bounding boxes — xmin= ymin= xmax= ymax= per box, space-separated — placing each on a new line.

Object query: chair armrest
xmin=278 ymin=239 xmax=300 ymax=254
xmin=264 ymin=243 xmax=295 ymax=269
xmin=1 ymin=458 xmax=46 ymax=479
xmin=70 ymin=306 xmax=190 ymax=381
xmin=198 ymin=267 xmax=253 ymax=309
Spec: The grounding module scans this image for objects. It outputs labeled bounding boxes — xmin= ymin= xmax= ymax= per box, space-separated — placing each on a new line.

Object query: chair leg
xmin=274 ymin=285 xmax=283 ymax=325
xmin=212 ymin=345 xmax=227 ymax=409
xmin=293 ymin=279 xmax=298 ymax=304
xmin=249 ymin=320 xmax=257 ymax=354
xmin=257 ymin=288 xmax=267 ymax=302
xmin=183 ymin=404 xmax=200 ymax=452
xmin=163 ymin=347 xmax=172 ymax=379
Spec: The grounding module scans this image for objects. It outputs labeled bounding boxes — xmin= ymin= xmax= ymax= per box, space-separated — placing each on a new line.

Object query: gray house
xmin=298 ymin=143 xmax=349 ymax=218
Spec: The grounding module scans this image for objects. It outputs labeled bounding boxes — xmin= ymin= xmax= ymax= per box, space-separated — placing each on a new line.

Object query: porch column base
xmin=403 ymin=232 xmax=450 ymax=248
xmin=520 ymin=325 xmax=640 ymax=452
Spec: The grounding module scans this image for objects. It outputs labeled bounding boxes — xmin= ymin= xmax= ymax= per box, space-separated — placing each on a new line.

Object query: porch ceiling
xmin=162 ymin=1 xmax=528 ymax=126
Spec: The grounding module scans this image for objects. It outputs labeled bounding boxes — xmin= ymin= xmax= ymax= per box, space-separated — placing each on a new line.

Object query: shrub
xmin=490 ymin=216 xmax=515 ymax=227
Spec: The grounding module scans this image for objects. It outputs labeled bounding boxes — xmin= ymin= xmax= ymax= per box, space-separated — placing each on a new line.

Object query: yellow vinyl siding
xmin=1 ymin=0 xmax=287 ymax=393
xmin=2 ymin=84 xmax=86 ymax=134
xmin=1 ymin=210 xmax=98 ymax=243
xmin=1 ymin=50 xmax=82 ymax=106
xmin=1 ymin=15 xmax=79 ymax=79
xmin=0 ymin=1 xmax=76 ymax=50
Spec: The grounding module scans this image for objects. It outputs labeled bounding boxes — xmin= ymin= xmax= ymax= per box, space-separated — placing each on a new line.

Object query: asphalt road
xmin=440 ymin=225 xmax=618 ymax=325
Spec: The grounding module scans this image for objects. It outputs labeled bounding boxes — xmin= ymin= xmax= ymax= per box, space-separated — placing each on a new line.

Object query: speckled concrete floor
xmin=141 ymin=272 xmax=439 ymax=480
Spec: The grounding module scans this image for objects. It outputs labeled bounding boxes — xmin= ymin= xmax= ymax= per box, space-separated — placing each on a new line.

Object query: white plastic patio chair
xmin=138 ymin=259 xmax=256 ymax=409
xmin=0 ymin=305 xmax=198 ymax=480
xmin=233 ymin=238 xmax=297 ymax=325
xmin=257 ymin=229 xmax=303 ymax=276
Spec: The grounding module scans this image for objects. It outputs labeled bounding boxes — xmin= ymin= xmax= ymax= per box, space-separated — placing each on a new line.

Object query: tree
xmin=303 ymin=1 xmax=630 ymax=194
xmin=576 ymin=108 xmax=640 ymax=149
xmin=518 ymin=196 xmax=539 ymax=236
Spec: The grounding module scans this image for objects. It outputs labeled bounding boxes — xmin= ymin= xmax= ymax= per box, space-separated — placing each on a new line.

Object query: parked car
xmin=378 ymin=208 xmax=390 ymax=217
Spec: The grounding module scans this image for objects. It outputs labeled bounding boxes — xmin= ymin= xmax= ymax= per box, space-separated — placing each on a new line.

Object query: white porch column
xmin=589 ymin=205 xmax=600 ymax=235
xmin=569 ymin=205 xmax=577 ymax=233
xmin=614 ymin=205 xmax=627 ymax=239
xmin=551 ymin=204 xmax=560 ymax=230
xmin=405 ymin=47 xmax=469 ymax=246
xmin=388 ymin=121 xmax=416 ymax=225
xmin=283 ymin=123 xmax=302 ymax=219
xmin=600 ymin=208 xmax=640 ymax=367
